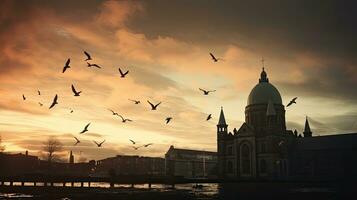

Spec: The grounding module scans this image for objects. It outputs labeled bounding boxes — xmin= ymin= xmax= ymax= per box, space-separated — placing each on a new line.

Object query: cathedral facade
xmin=217 ymin=68 xmax=357 ymax=180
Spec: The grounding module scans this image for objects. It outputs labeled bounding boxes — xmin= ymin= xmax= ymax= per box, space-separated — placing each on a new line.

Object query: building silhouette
xmin=165 ymin=145 xmax=217 ymax=178
xmin=217 ymin=68 xmax=357 ymax=180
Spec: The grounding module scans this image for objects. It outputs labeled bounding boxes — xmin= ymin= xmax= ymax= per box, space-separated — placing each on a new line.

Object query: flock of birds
xmin=21 ymin=51 xmax=229 ymax=152
xmin=21 ymin=50 xmax=299 ymax=155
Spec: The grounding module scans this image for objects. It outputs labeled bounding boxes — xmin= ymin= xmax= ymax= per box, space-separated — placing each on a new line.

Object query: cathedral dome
xmin=247 ymin=68 xmax=282 ymax=106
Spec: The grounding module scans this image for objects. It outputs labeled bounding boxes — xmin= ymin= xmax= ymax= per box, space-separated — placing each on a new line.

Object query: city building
xmin=95 ymin=155 xmax=165 ymax=177
xmin=217 ymin=68 xmax=357 ymax=180
xmin=165 ymin=145 xmax=217 ymax=178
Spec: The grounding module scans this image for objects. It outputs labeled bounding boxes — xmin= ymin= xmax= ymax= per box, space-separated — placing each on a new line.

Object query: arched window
xmin=227 ymin=160 xmax=233 ymax=173
xmin=241 ymin=144 xmax=251 ymax=174
xmin=260 ymin=159 xmax=267 ymax=173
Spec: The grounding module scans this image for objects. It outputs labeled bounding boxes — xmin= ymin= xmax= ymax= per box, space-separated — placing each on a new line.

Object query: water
xmin=0 ymin=182 xmax=340 ymax=200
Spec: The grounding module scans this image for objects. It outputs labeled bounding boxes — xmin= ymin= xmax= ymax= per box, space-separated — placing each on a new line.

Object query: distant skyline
xmin=0 ymin=0 xmax=356 ymax=161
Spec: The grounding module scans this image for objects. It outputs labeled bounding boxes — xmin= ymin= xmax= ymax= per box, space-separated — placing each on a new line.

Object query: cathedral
xmin=217 ymin=68 xmax=357 ymax=180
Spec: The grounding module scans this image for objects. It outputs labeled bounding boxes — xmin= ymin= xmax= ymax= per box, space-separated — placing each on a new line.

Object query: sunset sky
xmin=0 ymin=0 xmax=356 ymax=161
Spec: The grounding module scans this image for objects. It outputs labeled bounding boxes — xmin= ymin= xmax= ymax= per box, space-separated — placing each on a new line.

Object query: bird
xmin=70 ymin=109 xmax=74 ymax=113
xmin=128 ymin=99 xmax=140 ymax=104
xmin=143 ymin=143 xmax=153 ymax=148
xmin=132 ymin=146 xmax=141 ymax=150
xmin=165 ymin=117 xmax=172 ymax=124
xmin=74 ymin=136 xmax=80 ymax=145
xmin=118 ymin=115 xmax=132 ymax=123
xmin=129 ymin=139 xmax=136 ymax=145
xmin=147 ymin=100 xmax=161 ymax=110
xmin=209 ymin=53 xmax=223 ymax=62
xmin=93 ymin=139 xmax=105 ymax=147
xmin=108 ymin=109 xmax=119 ymax=116
xmin=62 ymin=58 xmax=70 ymax=73
xmin=49 ymin=94 xmax=58 ymax=109
xmin=37 ymin=90 xmax=41 ymax=95
xmin=118 ymin=68 xmax=129 ymax=78
xmin=84 ymin=51 xmax=92 ymax=61
xmin=22 ymin=94 xmax=26 ymax=101
xmin=206 ymin=114 xmax=212 ymax=121
xmin=287 ymin=97 xmax=298 ymax=107
xmin=71 ymin=84 xmax=82 ymax=96
xmin=38 ymin=102 xmax=43 ymax=106
xmin=80 ymin=123 xmax=90 ymax=134
xmin=199 ymin=88 xmax=216 ymax=95
xmin=87 ymin=62 xmax=101 ymax=68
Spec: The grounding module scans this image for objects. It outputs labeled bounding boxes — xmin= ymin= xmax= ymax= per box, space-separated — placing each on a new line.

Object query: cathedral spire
xmin=259 ymin=67 xmax=269 ymax=83
xmin=218 ymin=106 xmax=227 ymax=125
xmin=303 ymin=116 xmax=312 ymax=137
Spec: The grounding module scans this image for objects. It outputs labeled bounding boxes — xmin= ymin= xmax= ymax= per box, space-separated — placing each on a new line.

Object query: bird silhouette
xmin=132 ymin=146 xmax=141 ymax=150
xmin=119 ymin=68 xmax=129 ymax=78
xmin=143 ymin=143 xmax=153 ymax=148
xmin=70 ymin=109 xmax=74 ymax=113
xmin=49 ymin=94 xmax=58 ymax=109
xmin=129 ymin=139 xmax=136 ymax=145
xmin=118 ymin=115 xmax=132 ymax=123
xmin=80 ymin=123 xmax=90 ymax=134
xmin=147 ymin=100 xmax=161 ymax=110
xmin=38 ymin=102 xmax=43 ymax=106
xmin=71 ymin=84 xmax=82 ymax=96
xmin=206 ymin=114 xmax=212 ymax=121
xmin=199 ymin=88 xmax=216 ymax=95
xmin=287 ymin=97 xmax=298 ymax=107
xmin=22 ymin=94 xmax=26 ymax=101
xmin=84 ymin=51 xmax=92 ymax=61
xmin=38 ymin=90 xmax=41 ymax=95
xmin=94 ymin=139 xmax=105 ymax=147
xmin=74 ymin=136 xmax=80 ymax=145
xmin=165 ymin=117 xmax=173 ymax=124
xmin=129 ymin=99 xmax=141 ymax=104
xmin=62 ymin=58 xmax=70 ymax=73
xmin=87 ymin=62 xmax=101 ymax=68
xmin=209 ymin=53 xmax=223 ymax=62
xmin=108 ymin=109 xmax=119 ymax=116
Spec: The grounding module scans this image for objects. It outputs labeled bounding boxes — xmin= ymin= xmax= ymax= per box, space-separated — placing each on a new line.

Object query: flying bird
xmin=22 ymin=94 xmax=26 ymax=101
xmin=199 ymin=88 xmax=216 ymax=95
xmin=108 ymin=109 xmax=119 ymax=116
xmin=147 ymin=100 xmax=161 ymax=110
xmin=143 ymin=143 xmax=153 ymax=148
xmin=70 ymin=109 xmax=74 ymax=113
xmin=74 ymin=136 xmax=80 ymax=145
xmin=278 ymin=140 xmax=285 ymax=147
xmin=93 ymin=139 xmax=105 ymax=147
xmin=80 ymin=123 xmax=90 ymax=134
xmin=84 ymin=51 xmax=92 ymax=61
xmin=49 ymin=94 xmax=58 ymax=109
xmin=62 ymin=58 xmax=70 ymax=73
xmin=118 ymin=68 xmax=129 ymax=78
xmin=129 ymin=139 xmax=136 ymax=145
xmin=129 ymin=99 xmax=140 ymax=104
xmin=38 ymin=102 xmax=43 ymax=106
xmin=132 ymin=146 xmax=141 ymax=150
xmin=71 ymin=84 xmax=82 ymax=96
xmin=38 ymin=90 xmax=41 ymax=95
xmin=206 ymin=114 xmax=212 ymax=121
xmin=165 ymin=117 xmax=173 ymax=124
xmin=287 ymin=97 xmax=298 ymax=107
xmin=87 ymin=62 xmax=101 ymax=68
xmin=209 ymin=53 xmax=223 ymax=62
xmin=118 ymin=115 xmax=132 ymax=123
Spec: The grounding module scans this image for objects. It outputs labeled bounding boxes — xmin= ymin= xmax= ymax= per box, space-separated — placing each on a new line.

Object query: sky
xmin=0 ymin=0 xmax=357 ymax=161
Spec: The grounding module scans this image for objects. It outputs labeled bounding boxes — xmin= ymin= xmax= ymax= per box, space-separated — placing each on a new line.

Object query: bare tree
xmin=43 ymin=136 xmax=63 ymax=163
xmin=0 ymin=135 xmax=5 ymax=153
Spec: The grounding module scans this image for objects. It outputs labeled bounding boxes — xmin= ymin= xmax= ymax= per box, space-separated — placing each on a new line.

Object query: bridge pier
xmin=71 ymin=182 xmax=74 ymax=187
xmin=63 ymin=182 xmax=66 ymax=187
xmin=148 ymin=183 xmax=151 ymax=189
xmin=131 ymin=183 xmax=134 ymax=188
xmin=81 ymin=182 xmax=84 ymax=187
xmin=88 ymin=182 xmax=91 ymax=187
xmin=21 ymin=182 xmax=24 ymax=186
xmin=33 ymin=182 xmax=36 ymax=186
xmin=110 ymin=182 xmax=114 ymax=188
xmin=10 ymin=181 xmax=13 ymax=186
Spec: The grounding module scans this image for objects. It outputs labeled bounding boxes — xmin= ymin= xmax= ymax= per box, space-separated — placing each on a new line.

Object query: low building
xmin=0 ymin=151 xmax=39 ymax=176
xmin=95 ymin=155 xmax=165 ymax=177
xmin=165 ymin=145 xmax=217 ymax=178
